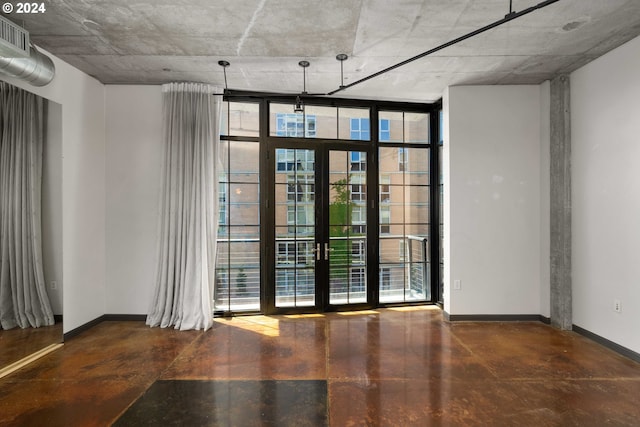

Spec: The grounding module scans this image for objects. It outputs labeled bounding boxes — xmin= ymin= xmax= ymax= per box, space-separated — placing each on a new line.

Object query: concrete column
xmin=550 ymin=75 xmax=572 ymax=330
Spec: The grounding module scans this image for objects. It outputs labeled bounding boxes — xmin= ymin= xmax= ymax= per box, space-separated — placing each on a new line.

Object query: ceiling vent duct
xmin=0 ymin=15 xmax=29 ymax=58
xmin=0 ymin=15 xmax=55 ymax=86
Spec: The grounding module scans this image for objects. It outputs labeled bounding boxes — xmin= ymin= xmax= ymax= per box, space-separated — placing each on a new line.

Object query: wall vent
xmin=0 ymin=15 xmax=30 ymax=58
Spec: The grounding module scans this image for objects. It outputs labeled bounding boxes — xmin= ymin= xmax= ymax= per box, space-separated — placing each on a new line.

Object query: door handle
xmin=311 ymin=243 xmax=321 ymax=261
xmin=324 ymin=242 xmax=334 ymax=261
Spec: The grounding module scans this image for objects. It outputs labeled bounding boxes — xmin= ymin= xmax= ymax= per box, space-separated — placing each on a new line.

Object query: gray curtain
xmin=0 ymin=82 xmax=54 ymax=330
xmin=146 ymin=82 xmax=221 ymax=331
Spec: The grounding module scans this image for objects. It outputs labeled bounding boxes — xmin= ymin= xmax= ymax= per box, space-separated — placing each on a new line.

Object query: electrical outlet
xmin=614 ymin=299 xmax=621 ymax=313
xmin=454 ymin=279 xmax=461 ymax=290
xmin=51 ymin=281 xmax=57 ymax=290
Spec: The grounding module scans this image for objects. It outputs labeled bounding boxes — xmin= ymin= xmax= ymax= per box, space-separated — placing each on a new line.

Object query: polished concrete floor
xmin=1 ymin=307 xmax=639 ymax=426
xmin=0 ymin=322 xmax=62 ymax=368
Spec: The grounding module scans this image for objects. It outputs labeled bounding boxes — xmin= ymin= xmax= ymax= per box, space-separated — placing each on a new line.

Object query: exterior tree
xmin=329 ymin=179 xmax=351 ymax=284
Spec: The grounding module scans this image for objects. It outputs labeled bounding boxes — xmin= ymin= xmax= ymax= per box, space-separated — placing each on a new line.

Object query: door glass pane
xmin=329 ymin=150 xmax=367 ymax=304
xmin=275 ymin=148 xmax=316 ymax=307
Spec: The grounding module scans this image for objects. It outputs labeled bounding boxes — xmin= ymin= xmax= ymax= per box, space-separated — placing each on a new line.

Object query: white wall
xmin=42 ymin=100 xmax=63 ymax=315
xmin=571 ymin=35 xmax=640 ymax=353
xmin=444 ymin=85 xmax=548 ymax=316
xmin=0 ymin=50 xmax=106 ymax=334
xmin=105 ymin=86 xmax=163 ymax=314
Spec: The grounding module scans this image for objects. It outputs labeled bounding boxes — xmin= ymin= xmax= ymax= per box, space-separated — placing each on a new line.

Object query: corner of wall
xmin=539 ymin=80 xmax=551 ymax=318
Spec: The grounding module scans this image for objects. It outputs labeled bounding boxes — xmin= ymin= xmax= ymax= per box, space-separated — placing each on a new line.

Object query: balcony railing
xmin=214 ymin=234 xmax=429 ymax=312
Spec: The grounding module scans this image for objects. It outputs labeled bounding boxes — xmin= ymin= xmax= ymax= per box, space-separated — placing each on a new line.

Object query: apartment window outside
xmin=287 ymin=179 xmax=314 ymax=202
xmin=277 ymin=148 xmax=315 ymax=172
xmin=380 ymin=174 xmax=390 ymax=203
xmin=351 ymin=240 xmax=365 ymax=264
xmin=350 ymin=151 xmax=366 ymax=171
xmin=398 ymin=147 xmax=409 ymax=171
xmin=277 ymin=242 xmax=296 ymax=265
xmin=276 ymin=149 xmax=294 ymax=171
xmin=350 ymin=118 xmax=370 ymax=140
xmin=379 ymin=119 xmax=390 ymax=141
xmin=350 ymin=118 xmax=390 ymax=142
xmin=276 ymin=113 xmax=316 ymax=137
xmin=351 ymin=183 xmax=365 ymax=202
xmin=380 ymin=206 xmax=390 ymax=234
xmin=351 ymin=205 xmax=366 ymax=235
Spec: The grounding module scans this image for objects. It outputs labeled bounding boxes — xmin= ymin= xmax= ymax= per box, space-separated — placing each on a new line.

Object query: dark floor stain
xmin=113 ymin=380 xmax=328 ymax=427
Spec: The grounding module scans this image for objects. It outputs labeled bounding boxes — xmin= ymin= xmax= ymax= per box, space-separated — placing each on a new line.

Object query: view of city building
xmin=215 ymin=99 xmax=440 ymax=313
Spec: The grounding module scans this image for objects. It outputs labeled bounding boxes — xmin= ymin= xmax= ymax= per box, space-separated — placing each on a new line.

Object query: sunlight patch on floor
xmin=214 ymin=317 xmax=280 ymax=337
xmin=283 ymin=314 xmax=325 ymax=319
xmin=335 ymin=310 xmax=379 ymax=316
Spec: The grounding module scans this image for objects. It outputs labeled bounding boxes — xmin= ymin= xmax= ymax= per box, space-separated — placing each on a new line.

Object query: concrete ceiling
xmin=3 ymin=0 xmax=640 ymax=102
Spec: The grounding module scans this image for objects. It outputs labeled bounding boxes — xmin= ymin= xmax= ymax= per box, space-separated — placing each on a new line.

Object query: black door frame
xmin=263 ymin=139 xmax=377 ymax=315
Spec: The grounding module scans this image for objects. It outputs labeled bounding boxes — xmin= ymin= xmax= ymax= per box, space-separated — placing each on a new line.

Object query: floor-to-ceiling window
xmin=215 ymin=101 xmax=261 ymax=312
xmin=215 ymin=94 xmax=440 ymax=314
xmin=377 ymin=111 xmax=431 ymax=303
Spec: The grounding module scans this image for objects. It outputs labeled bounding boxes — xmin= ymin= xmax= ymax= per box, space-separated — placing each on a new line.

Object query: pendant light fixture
xmin=336 ymin=53 xmax=348 ymax=89
xmin=294 ymin=60 xmax=310 ymax=113
xmin=218 ymin=60 xmax=230 ymax=91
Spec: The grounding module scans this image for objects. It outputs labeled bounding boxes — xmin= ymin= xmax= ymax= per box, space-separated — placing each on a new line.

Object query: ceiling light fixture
xmin=295 ymin=60 xmax=310 ymax=113
xmin=218 ymin=60 xmax=230 ymax=91
xmin=294 ymin=95 xmax=304 ymax=113
xmin=336 ymin=54 xmax=348 ymax=89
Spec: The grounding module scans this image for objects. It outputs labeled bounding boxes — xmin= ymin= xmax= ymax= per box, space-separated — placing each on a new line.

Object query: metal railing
xmin=214 ymin=234 xmax=429 ymax=310
xmin=406 ymin=235 xmax=429 ymax=296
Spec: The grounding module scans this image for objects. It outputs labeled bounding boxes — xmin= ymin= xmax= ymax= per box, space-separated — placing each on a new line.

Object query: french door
xmin=267 ymin=143 xmax=374 ymax=313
